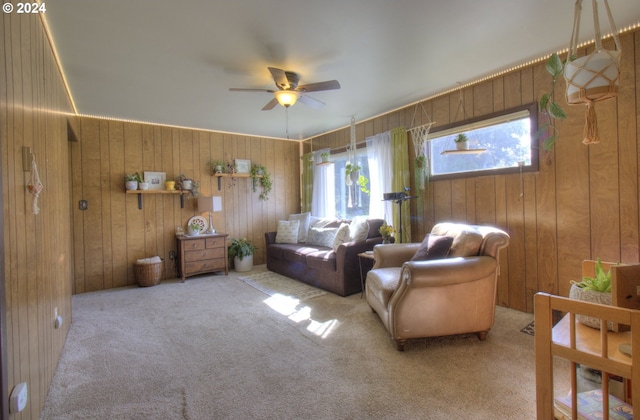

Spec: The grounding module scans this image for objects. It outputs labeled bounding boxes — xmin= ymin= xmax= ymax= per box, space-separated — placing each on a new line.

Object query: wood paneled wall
xmin=307 ymin=29 xmax=640 ymax=314
xmin=70 ymin=118 xmax=300 ymax=293
xmin=1 ymin=10 xmax=74 ymax=420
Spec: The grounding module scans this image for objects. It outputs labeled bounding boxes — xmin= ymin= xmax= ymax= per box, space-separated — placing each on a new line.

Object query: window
xmin=428 ymin=103 xmax=538 ymax=179
xmin=331 ymin=148 xmax=370 ymax=220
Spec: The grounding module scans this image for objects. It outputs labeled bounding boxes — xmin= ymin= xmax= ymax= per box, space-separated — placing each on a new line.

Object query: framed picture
xmin=144 ymin=171 xmax=166 ymax=190
xmin=235 ymin=159 xmax=251 ymax=174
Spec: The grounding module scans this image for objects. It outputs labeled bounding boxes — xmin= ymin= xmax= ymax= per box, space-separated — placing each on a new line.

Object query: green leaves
xmin=575 ymin=258 xmax=615 ymax=293
xmin=537 ymin=53 xmax=568 ymax=150
xmin=545 ymin=53 xmax=564 ymax=78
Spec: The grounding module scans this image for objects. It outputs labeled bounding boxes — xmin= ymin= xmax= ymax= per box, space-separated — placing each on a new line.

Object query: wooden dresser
xmin=176 ymin=233 xmax=228 ymax=281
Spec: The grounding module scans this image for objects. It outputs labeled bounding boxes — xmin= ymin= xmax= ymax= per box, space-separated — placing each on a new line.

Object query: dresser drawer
xmin=183 ymin=238 xmax=206 ymax=251
xmin=184 ymin=247 xmax=225 ymax=262
xmin=185 ymin=258 xmax=226 ymax=273
xmin=206 ymin=237 xmax=225 ymax=249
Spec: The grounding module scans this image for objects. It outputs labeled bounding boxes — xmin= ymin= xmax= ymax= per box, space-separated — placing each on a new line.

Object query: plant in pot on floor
xmin=228 ymin=237 xmax=257 ymax=272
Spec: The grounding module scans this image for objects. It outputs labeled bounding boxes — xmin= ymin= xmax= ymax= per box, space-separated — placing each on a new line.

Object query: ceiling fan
xmin=229 ymin=67 xmax=341 ymax=110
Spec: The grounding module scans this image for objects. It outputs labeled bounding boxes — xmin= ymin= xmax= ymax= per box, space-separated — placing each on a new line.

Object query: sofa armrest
xmin=373 ymin=244 xmax=421 ymax=269
xmin=336 ymin=237 xmax=383 ymax=265
xmin=265 ymin=232 xmax=277 ymax=246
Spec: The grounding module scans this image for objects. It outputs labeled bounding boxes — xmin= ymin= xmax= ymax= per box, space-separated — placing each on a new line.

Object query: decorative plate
xmin=187 ymin=216 xmax=208 ymax=233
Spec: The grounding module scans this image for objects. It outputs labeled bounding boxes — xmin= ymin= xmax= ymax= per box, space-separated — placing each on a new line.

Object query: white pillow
xmin=332 ymin=223 xmax=351 ymax=251
xmin=349 ymin=215 xmax=370 ymax=242
xmin=275 ymin=220 xmax=300 ymax=244
xmin=288 ymin=212 xmax=311 ymax=242
xmin=306 ymin=226 xmax=339 ymax=248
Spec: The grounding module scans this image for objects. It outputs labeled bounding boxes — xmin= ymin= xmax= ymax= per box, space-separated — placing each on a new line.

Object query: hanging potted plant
xmin=209 ymin=160 xmax=225 ymax=175
xmin=250 ymin=164 xmax=272 ymax=201
xmin=415 ymin=154 xmax=427 ymax=191
xmin=454 ymin=133 xmax=469 ymax=150
xmin=536 ymin=53 xmax=568 ymax=151
xmin=228 ymin=238 xmax=257 ymax=272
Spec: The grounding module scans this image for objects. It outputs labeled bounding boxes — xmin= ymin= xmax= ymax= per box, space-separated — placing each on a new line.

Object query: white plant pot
xmin=456 ymin=142 xmax=468 ymax=151
xmin=569 ymin=283 xmax=613 ymax=330
xmin=138 ymin=182 xmax=150 ymax=190
xmin=182 ymin=180 xmax=193 ymax=190
xmin=187 ymin=226 xmax=200 ymax=236
xmin=125 ymin=181 xmax=138 ymax=190
xmin=234 ymin=255 xmax=253 ymax=272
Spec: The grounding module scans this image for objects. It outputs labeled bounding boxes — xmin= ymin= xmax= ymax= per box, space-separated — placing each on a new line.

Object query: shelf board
xmin=213 ymin=173 xmax=263 ymax=190
xmin=125 ymin=189 xmax=188 ymax=209
xmin=440 ymin=148 xmax=487 ymax=155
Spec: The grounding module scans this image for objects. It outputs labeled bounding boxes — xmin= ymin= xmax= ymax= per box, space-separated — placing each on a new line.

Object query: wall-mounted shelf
xmin=213 ymin=173 xmax=263 ymax=191
xmin=126 ymin=189 xmax=187 ymax=209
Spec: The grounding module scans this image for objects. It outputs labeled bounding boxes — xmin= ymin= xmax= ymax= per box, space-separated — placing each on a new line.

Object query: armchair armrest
xmin=400 ymin=256 xmax=497 ymax=288
xmin=373 ymin=244 xmax=421 ymax=269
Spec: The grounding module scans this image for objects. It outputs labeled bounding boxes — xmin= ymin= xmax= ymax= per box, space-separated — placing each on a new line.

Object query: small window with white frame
xmin=428 ymin=103 xmax=538 ymax=179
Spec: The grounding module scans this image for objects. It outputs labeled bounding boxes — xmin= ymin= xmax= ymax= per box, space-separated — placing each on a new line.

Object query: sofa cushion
xmin=275 ymin=220 xmax=300 ymax=244
xmin=307 ymin=226 xmax=339 ymax=248
xmin=431 ymin=223 xmax=484 ymax=257
xmin=288 ymin=212 xmax=311 ymax=242
xmin=349 ymin=215 xmax=370 ymax=242
xmin=366 ymin=219 xmax=384 ymax=238
xmin=411 ymin=234 xmax=453 ymax=261
xmin=333 ymin=223 xmax=351 ymax=251
xmin=306 ymin=249 xmax=337 ymax=271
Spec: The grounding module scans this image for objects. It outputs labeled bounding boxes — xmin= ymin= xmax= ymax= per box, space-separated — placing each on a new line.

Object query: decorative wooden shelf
xmin=440 ymin=149 xmax=486 ymax=155
xmin=212 ymin=173 xmax=263 ymax=190
xmin=126 ymin=189 xmax=187 ymax=209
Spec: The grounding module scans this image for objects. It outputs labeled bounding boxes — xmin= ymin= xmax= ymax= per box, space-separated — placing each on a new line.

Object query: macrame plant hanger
xmin=441 ymin=85 xmax=486 ymax=155
xmin=27 ymin=154 xmax=44 ymax=214
xmin=563 ymin=0 xmax=621 ymax=144
xmin=346 ymin=117 xmax=358 ymax=208
xmin=407 ymin=103 xmax=435 ymax=192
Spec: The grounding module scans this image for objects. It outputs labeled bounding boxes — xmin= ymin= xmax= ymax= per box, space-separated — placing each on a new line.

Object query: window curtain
xmin=366 ymin=131 xmax=393 ymax=223
xmin=311 ymin=149 xmax=335 ymax=218
xmin=300 ymin=152 xmax=314 ymax=213
xmin=391 ymin=127 xmax=411 ymax=243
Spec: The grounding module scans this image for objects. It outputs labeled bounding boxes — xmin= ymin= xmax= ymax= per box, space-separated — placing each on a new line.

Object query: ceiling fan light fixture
xmin=274 ymin=90 xmax=299 ymax=107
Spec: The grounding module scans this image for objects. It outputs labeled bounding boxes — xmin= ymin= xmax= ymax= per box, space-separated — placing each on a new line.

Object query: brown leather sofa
xmin=366 ymin=222 xmax=510 ymax=351
xmin=265 ymin=218 xmax=385 ymax=297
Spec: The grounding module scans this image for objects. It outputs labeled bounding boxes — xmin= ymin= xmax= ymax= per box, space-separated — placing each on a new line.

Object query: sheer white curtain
xmin=311 ymin=149 xmax=335 ymax=218
xmin=366 ymin=131 xmax=393 ymax=223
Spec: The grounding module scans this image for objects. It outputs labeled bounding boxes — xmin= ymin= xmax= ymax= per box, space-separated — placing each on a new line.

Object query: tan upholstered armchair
xmin=365 ymin=223 xmax=510 ymax=351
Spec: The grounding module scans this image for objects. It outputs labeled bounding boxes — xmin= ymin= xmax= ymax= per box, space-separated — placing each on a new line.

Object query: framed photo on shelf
xmin=235 ymin=159 xmax=251 ymax=174
xmin=144 ymin=171 xmax=166 ymax=190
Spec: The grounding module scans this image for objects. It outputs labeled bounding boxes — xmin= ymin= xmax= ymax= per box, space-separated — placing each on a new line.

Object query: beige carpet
xmin=40 ymin=265 xmax=569 ymax=419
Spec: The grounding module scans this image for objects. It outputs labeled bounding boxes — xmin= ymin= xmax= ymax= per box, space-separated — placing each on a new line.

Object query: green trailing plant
xmin=356 ymin=175 xmax=369 ymax=194
xmin=571 ymin=258 xmax=616 ymax=293
xmin=227 ymin=237 xmax=257 ymax=261
xmin=345 ymin=163 xmax=361 ymax=175
xmin=175 ymin=174 xmax=200 ymax=197
xmin=536 ymin=52 xmax=570 ymax=151
xmin=250 ymin=164 xmax=272 ymax=200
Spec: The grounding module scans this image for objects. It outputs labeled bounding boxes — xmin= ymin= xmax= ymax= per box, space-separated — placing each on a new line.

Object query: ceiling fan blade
xmin=261 ymin=98 xmax=279 ymax=111
xmin=229 ymin=88 xmax=274 ymax=93
xmin=268 ymin=67 xmax=290 ymax=89
xmin=297 ymin=80 xmax=341 ymax=93
xmin=298 ymin=94 xmax=325 ymax=109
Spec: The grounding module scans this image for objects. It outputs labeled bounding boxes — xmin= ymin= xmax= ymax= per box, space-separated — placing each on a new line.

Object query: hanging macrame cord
xmin=27 ymin=155 xmax=44 ymax=214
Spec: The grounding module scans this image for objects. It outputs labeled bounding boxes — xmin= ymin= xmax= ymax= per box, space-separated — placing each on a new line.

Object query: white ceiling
xmin=44 ymin=1 xmax=640 ymax=141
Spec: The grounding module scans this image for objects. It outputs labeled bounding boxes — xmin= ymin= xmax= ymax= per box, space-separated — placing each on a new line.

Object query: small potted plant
xmin=228 ymin=237 xmax=257 ymax=272
xmin=125 ymin=172 xmax=143 ymax=190
xmin=320 ymin=152 xmax=330 ymax=163
xmin=569 ymin=258 xmax=617 ymax=329
xmin=345 ymin=163 xmax=361 ymax=183
xmin=250 ymin=164 xmax=272 ymax=201
xmin=188 ymin=222 xmax=201 ymax=236
xmin=209 ymin=160 xmax=225 ymax=175
xmin=454 ymin=133 xmax=469 ymax=150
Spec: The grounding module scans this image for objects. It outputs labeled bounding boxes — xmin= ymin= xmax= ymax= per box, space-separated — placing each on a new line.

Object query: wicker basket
xmin=134 ymin=260 xmax=164 ymax=287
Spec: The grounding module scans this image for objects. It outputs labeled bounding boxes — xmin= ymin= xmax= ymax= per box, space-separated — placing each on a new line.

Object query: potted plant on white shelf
xmin=454 ymin=133 xmax=469 ymax=150
xmin=228 ymin=238 xmax=257 ymax=272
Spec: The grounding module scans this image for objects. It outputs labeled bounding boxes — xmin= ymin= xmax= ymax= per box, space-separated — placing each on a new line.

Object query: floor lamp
xmin=383 ymin=191 xmax=416 ymax=243
xmin=197 ymin=196 xmax=222 ymax=234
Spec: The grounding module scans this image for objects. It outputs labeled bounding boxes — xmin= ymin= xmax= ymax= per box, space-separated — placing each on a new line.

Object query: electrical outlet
xmin=169 ymin=251 xmax=177 ymax=261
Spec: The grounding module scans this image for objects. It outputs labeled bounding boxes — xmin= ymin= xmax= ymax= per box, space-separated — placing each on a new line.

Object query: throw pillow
xmin=275 ymin=220 xmax=300 ymax=244
xmin=411 ymin=234 xmax=454 ymax=261
xmin=349 ymin=215 xmax=370 ymax=242
xmin=288 ymin=212 xmax=311 ymax=242
xmin=306 ymin=226 xmax=339 ymax=248
xmin=332 ymin=223 xmax=351 ymax=251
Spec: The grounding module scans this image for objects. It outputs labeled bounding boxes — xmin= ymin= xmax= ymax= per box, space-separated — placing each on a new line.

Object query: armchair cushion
xmin=431 ymin=223 xmax=483 ymax=257
xmin=410 ymin=234 xmax=454 ymax=261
